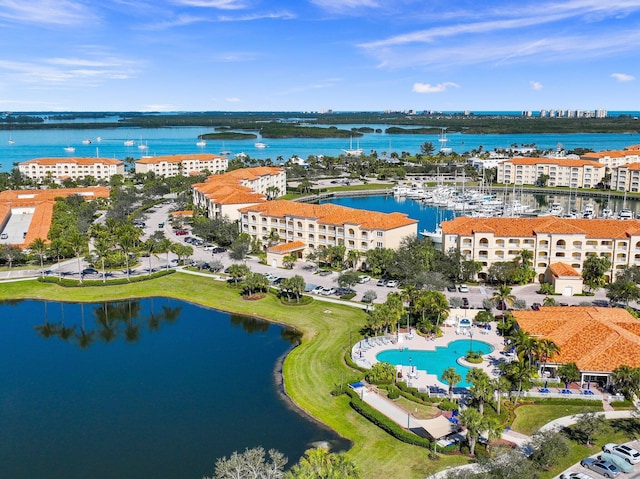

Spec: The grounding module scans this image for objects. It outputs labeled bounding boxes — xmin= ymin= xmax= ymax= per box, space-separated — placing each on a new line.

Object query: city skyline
xmin=0 ymin=0 xmax=638 ymax=112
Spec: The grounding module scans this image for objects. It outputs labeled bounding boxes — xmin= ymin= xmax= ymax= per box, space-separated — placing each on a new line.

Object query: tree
xmin=365 ymin=362 xmax=396 ymax=385
xmin=29 ymin=237 xmax=47 ymax=277
xmin=491 ymin=376 xmax=511 ymax=415
xmin=48 ymin=237 xmax=67 ymax=281
xmin=441 ymin=367 xmax=461 ymax=401
xmin=557 ymin=362 xmax=580 ymax=386
xmin=337 ymin=270 xmax=360 ymax=290
xmin=573 ymin=411 xmax=606 ymax=446
xmin=241 ymin=272 xmax=270 ymax=296
xmin=535 ymin=338 xmax=560 ymax=377
xmin=362 ymin=290 xmax=377 ymax=303
xmin=491 ymin=285 xmax=516 ymax=310
xmin=536 ymin=173 xmax=550 ymax=187
xmin=508 ymin=329 xmax=538 ymax=365
xmin=487 ymin=261 xmax=518 ymax=285
xmin=115 ymin=224 xmax=139 ymax=281
xmin=611 ymin=365 xmax=640 ymax=401
xmin=282 ymin=253 xmax=297 ymax=269
xmin=458 ymin=407 xmax=485 ymax=456
xmin=228 ymin=263 xmax=250 ymax=285
xmin=230 ymin=233 xmax=252 ymax=261
xmin=93 ymin=235 xmax=112 ymax=283
xmin=0 ymin=244 xmax=25 ymax=269
xmin=66 ymin=231 xmax=87 ymax=283
xmin=206 ymin=447 xmax=287 ymax=479
xmin=285 ymin=447 xmax=360 ymax=479
xmin=528 ymin=430 xmax=569 ymax=469
xmin=582 ymin=255 xmax=611 ymax=292
xmin=467 ymin=368 xmax=492 ymax=415
xmin=607 ymin=275 xmax=640 ymax=306
xmin=499 ymin=359 xmax=535 ymax=406
xmin=157 ymin=238 xmax=173 ymax=270
xmin=280 ymin=275 xmax=305 ymax=303
xmin=420 ymin=141 xmax=435 ymax=155
xmin=141 ymin=238 xmax=158 ymax=275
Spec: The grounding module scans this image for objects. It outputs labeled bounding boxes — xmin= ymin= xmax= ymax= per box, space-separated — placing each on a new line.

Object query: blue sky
xmin=0 ymin=0 xmax=639 ymax=112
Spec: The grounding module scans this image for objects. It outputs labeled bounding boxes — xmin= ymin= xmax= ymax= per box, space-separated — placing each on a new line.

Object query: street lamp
xmin=469 ymin=327 xmax=474 ymax=355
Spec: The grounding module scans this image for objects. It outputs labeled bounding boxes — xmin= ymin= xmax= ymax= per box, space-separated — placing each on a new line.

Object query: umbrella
xmin=544 ymin=380 xmax=548 ymax=389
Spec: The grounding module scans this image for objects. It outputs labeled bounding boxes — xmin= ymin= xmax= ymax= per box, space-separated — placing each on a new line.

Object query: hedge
xmin=346 ymin=388 xmax=433 ymax=449
xmin=37 ymin=269 xmax=175 ymax=287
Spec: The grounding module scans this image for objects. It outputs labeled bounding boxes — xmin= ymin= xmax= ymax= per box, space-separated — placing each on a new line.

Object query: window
xmin=377 ymin=231 xmax=383 ymax=237
xmin=376 ymin=242 xmax=383 ymax=248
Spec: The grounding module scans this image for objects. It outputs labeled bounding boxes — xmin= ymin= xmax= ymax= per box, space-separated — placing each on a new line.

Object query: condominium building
xmin=19 ymin=157 xmax=124 ymax=183
xmin=191 ymin=167 xmax=286 ymax=221
xmin=238 ymin=200 xmax=417 ymax=268
xmin=441 ymin=216 xmax=640 ymax=283
xmin=581 ymin=145 xmax=640 ymax=169
xmin=611 ymin=163 xmax=640 ymax=192
xmin=497 ymin=157 xmax=605 ymax=188
xmin=135 ymin=154 xmax=228 ymax=177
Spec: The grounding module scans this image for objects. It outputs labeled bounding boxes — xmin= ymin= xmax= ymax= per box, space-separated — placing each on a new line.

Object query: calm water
xmin=1 ymin=125 xmax=639 ymax=171
xmin=0 ymin=299 xmax=346 ymax=479
xmin=376 ymin=339 xmax=494 ymax=387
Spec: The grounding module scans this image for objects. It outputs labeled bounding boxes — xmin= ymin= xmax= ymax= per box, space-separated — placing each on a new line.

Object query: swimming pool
xmin=376 ymin=339 xmax=494 ymax=387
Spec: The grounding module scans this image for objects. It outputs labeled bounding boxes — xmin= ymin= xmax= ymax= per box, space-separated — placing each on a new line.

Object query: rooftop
xmin=137 ymin=153 xmax=227 ymax=164
xmin=268 ymin=241 xmax=306 ymax=253
xmin=442 ymin=216 xmax=640 ymax=239
xmin=239 ymin=200 xmax=417 ymax=230
xmin=20 ymin=157 xmax=123 ymax=166
xmin=192 ymin=167 xmax=283 ymax=205
xmin=548 ymin=262 xmax=581 ymax=277
xmin=502 ymin=157 xmax=604 ymax=168
xmin=513 ymin=306 xmax=640 ymax=372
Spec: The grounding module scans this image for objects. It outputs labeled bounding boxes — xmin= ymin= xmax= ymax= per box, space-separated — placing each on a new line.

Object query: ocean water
xmin=1 ymin=125 xmax=639 ymax=171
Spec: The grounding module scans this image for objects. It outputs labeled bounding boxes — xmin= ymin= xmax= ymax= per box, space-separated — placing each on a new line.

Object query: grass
xmin=0 ymin=273 xmax=470 ymax=479
xmin=325 ymin=183 xmax=393 ymax=192
xmin=510 ymin=404 xmax=604 ymax=436
xmin=388 ymin=395 xmax=440 ymax=420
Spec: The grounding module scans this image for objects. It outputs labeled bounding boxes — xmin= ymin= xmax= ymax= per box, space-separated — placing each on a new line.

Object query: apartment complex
xmin=610 ymin=163 xmax=640 ymax=192
xmin=581 ymin=145 xmax=640 ymax=169
xmin=19 ymin=157 xmax=124 ymax=183
xmin=192 ymin=167 xmax=286 ymax=221
xmin=441 ymin=216 xmax=640 ymax=283
xmin=497 ymin=157 xmax=606 ymax=188
xmin=0 ymin=187 xmax=110 ymax=248
xmin=238 ymin=200 xmax=418 ymax=267
xmin=135 ymin=154 xmax=228 ymax=177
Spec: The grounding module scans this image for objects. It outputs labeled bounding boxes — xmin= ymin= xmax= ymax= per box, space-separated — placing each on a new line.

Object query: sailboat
xmin=124 ymin=139 xmax=135 ymax=146
xmin=439 ymin=128 xmax=452 ymax=154
xmin=64 ymin=145 xmax=75 ymax=153
xmin=138 ymin=140 xmax=148 ymax=151
xmin=196 ymin=138 xmax=207 ymax=147
xmin=8 ymin=135 xmax=15 ymax=145
xmin=343 ymin=136 xmax=363 ymax=156
xmin=618 ymin=191 xmax=633 ymax=219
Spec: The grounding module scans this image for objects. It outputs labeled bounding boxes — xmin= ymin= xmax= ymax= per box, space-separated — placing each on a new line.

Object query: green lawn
xmin=0 ymin=274 xmax=470 ymax=479
xmin=511 ymin=404 xmax=604 ymax=436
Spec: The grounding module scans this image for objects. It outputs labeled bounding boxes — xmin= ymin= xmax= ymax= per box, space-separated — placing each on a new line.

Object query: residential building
xmin=610 ymin=163 xmax=640 ymax=192
xmin=192 ymin=167 xmax=286 ymax=221
xmin=135 ymin=153 xmax=228 ymax=177
xmin=441 ymin=216 xmax=640 ymax=283
xmin=19 ymin=157 xmax=124 ymax=183
xmin=581 ymin=145 xmax=640 ymax=169
xmin=513 ymin=306 xmax=640 ymax=387
xmin=0 ymin=187 xmax=110 ymax=248
xmin=497 ymin=157 xmax=605 ymax=188
xmin=238 ymin=200 xmax=418 ymax=268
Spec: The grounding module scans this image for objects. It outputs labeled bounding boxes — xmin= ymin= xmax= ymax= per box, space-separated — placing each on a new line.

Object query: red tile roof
xmin=239 ymin=200 xmax=417 ymax=230
xmin=503 ymin=157 xmax=604 ymax=168
xmin=192 ymin=167 xmax=283 ymax=205
xmin=268 ymin=241 xmax=306 ymax=253
xmin=514 ymin=306 xmax=640 ymax=372
xmin=442 ymin=216 xmax=640 ymax=239
xmin=137 ymin=153 xmax=226 ymax=164
xmin=548 ymin=262 xmax=581 ymax=277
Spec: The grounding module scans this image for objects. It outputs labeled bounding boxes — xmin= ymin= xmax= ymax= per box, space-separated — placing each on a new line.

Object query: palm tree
xmin=459 ymin=407 xmax=484 ymax=456
xmin=157 ymin=238 xmax=173 ymax=270
xmin=441 ymin=367 xmax=461 ymax=401
xmin=48 ymin=238 xmax=66 ymax=281
xmin=141 ymin=238 xmax=158 ymax=275
xmin=508 ymin=329 xmax=538 ymax=366
xmin=516 ymin=248 xmax=534 ymax=268
xmin=29 ymin=237 xmax=47 ymax=278
xmin=93 ymin=236 xmax=111 ymax=283
xmin=467 ymin=368 xmax=492 ymax=415
xmin=491 ymin=376 xmax=512 ymax=415
xmin=500 ymin=359 xmax=535 ymax=406
xmin=492 ymin=284 xmax=516 ymax=309
xmin=66 ymin=231 xmax=87 ymax=284
xmin=611 ymin=365 xmax=640 ymax=401
xmin=536 ymin=338 xmax=560 ymax=377
xmin=115 ymin=224 xmax=139 ymax=281
xmin=347 ymin=249 xmax=361 ymax=269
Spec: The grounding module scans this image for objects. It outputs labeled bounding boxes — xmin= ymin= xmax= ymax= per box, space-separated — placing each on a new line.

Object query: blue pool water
xmin=376 ymin=339 xmax=494 ymax=387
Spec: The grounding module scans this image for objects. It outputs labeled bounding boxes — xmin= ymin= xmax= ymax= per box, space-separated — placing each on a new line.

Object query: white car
xmin=458 ymin=284 xmax=469 ymax=293
xmin=311 ymin=286 xmax=324 ymax=295
xmin=560 ymin=473 xmax=595 ymax=479
xmin=603 ymin=444 xmax=640 ymax=464
xmin=386 ymin=280 xmax=399 ymax=288
xmin=358 ymin=275 xmax=371 ymax=283
xmin=321 ymin=287 xmax=336 ymax=296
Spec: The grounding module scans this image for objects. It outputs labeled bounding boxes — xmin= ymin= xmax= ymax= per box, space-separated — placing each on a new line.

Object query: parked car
xmin=335 ymin=287 xmax=355 ymax=296
xmin=447 ymin=284 xmax=457 ymax=292
xmin=597 ymin=453 xmax=634 ymax=473
xmin=211 ymin=247 xmax=227 ymax=254
xmin=496 ymin=300 xmax=508 ymax=310
xmin=358 ymin=275 xmax=371 ymax=283
xmin=560 ymin=472 xmax=596 ymax=479
xmin=376 ymin=278 xmax=387 ymax=287
xmin=175 ymin=229 xmax=188 ymax=235
xmin=462 ymin=297 xmax=470 ymax=309
xmin=458 ymin=284 xmax=469 ymax=293
xmin=386 ymin=280 xmax=399 ymax=288
xmin=82 ymin=268 xmax=98 ymax=275
xmin=321 ymin=287 xmax=336 ymax=296
xmin=531 ymin=302 xmax=541 ymax=311
xmin=580 ymin=457 xmax=620 ymax=478
xmin=603 ymin=443 xmax=640 ymax=464
xmin=311 ymin=286 xmax=324 ymax=295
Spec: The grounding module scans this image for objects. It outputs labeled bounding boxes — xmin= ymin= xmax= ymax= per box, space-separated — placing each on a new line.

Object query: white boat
xmin=64 ymin=146 xmax=75 ymax=153
xmin=196 ymin=139 xmax=207 ymax=147
xmin=96 ymin=136 xmax=102 ymax=142
xmin=601 ymin=207 xmax=613 ymax=219
xmin=124 ymin=139 xmax=135 ymax=146
xmin=138 ymin=141 xmax=148 ymax=151
xmin=540 ymin=202 xmax=563 ymax=216
xmin=343 ymin=137 xmax=363 ymax=156
xmin=420 ymin=226 xmax=443 ymax=245
xmin=439 ymin=128 xmax=452 ymax=154
xmin=82 ymin=139 xmax=92 ymax=144
xmin=581 ymin=202 xmax=595 ymax=219
xmin=8 ymin=136 xmax=15 ymax=145
xmin=254 ymin=142 xmax=267 ymax=149
xmin=618 ymin=209 xmax=634 ymax=220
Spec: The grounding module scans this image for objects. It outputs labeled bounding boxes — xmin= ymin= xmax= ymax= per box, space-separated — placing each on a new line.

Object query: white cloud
xmin=611 ymin=72 xmax=635 ymax=82
xmin=225 ymin=97 xmax=241 ymax=102
xmin=143 ymin=104 xmax=179 ymax=111
xmin=311 ymin=0 xmax=379 ymax=13
xmin=217 ymin=10 xmax=296 ymax=21
xmin=172 ymin=0 xmax=247 ymax=9
xmin=412 ymin=82 xmax=459 ymax=93
xmin=530 ymin=80 xmax=544 ymax=90
xmin=0 ymin=0 xmax=92 ymax=25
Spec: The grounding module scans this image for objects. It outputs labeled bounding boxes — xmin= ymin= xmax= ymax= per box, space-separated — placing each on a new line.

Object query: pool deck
xmin=352 ymin=308 xmax=508 ymax=392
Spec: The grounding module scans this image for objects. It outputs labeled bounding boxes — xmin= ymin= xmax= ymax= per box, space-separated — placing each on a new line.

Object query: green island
xmin=200 ymin=131 xmax=257 ymax=140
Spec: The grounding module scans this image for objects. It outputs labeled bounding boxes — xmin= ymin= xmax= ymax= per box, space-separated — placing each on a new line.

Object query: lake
xmin=0 ymin=298 xmax=347 ymax=479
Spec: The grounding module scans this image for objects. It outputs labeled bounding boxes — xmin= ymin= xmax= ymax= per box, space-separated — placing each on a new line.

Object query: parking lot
xmin=558 ymin=440 xmax=640 ymax=479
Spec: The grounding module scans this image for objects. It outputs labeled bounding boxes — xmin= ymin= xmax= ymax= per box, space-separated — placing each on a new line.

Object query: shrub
xmin=365 ymin=362 xmax=396 ymax=385
xmin=340 ymin=293 xmax=357 ymax=300
xmin=37 ymin=269 xmax=175 ymax=286
xmin=438 ymin=399 xmax=457 ymax=411
xmin=387 ymin=388 xmax=400 ymax=400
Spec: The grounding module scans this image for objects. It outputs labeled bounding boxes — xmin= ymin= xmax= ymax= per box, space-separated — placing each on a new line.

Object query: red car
xmin=175 ymin=229 xmax=188 ymax=235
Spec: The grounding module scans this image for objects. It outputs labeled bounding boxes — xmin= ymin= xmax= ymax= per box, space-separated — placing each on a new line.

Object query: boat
xmin=196 ymin=139 xmax=207 ymax=147
xmin=420 ymin=225 xmax=443 ymax=245
xmin=138 ymin=141 xmax=148 ymax=151
xmin=343 ymin=137 xmax=363 ymax=156
xmin=540 ymin=202 xmax=563 ymax=216
xmin=96 ymin=136 xmax=102 ymax=142
xmin=219 ymin=150 xmax=231 ymax=156
xmin=439 ymin=128 xmax=452 ymax=154
xmin=601 ymin=207 xmax=614 ymax=219
xmin=254 ymin=142 xmax=267 ymax=149
xmin=8 ymin=136 xmax=15 ymax=145
xmin=618 ymin=209 xmax=634 ymax=220
xmin=581 ymin=202 xmax=595 ymax=219
xmin=82 ymin=139 xmax=92 ymax=144
xmin=124 ymin=139 xmax=135 ymax=146
xmin=64 ymin=146 xmax=75 ymax=153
